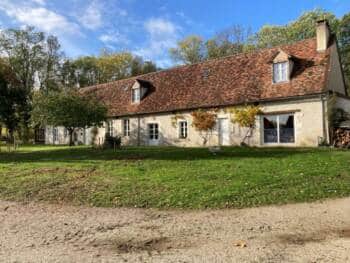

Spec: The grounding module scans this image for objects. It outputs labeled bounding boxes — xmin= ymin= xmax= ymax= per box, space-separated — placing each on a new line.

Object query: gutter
xmin=109 ymin=92 xmax=328 ymax=119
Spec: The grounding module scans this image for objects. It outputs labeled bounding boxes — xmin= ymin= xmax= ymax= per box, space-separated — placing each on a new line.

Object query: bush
xmin=104 ymin=134 xmax=121 ymax=149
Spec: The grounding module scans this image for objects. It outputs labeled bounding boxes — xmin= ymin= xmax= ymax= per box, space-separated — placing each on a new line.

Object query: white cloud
xmin=0 ymin=0 xmax=86 ymax=57
xmin=144 ymin=18 xmax=177 ymax=36
xmin=99 ymin=31 xmax=129 ymax=45
xmin=31 ymin=0 xmax=46 ymax=5
xmin=135 ymin=18 xmax=180 ymax=67
xmin=0 ymin=1 xmax=81 ymax=35
xmin=78 ymin=0 xmax=103 ymax=30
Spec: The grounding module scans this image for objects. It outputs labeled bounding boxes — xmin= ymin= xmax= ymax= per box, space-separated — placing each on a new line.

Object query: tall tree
xmin=40 ymin=35 xmax=63 ymax=92
xmin=169 ymin=35 xmax=206 ymax=64
xmin=206 ymin=25 xmax=253 ymax=59
xmin=338 ymin=13 xmax=350 ymax=92
xmin=31 ymin=91 xmax=107 ymax=146
xmin=0 ymin=60 xmax=22 ymax=140
xmin=70 ymin=56 xmax=100 ymax=88
xmin=0 ymin=27 xmax=64 ymax=140
xmin=96 ymin=52 xmax=134 ymax=83
xmin=142 ymin=61 xmax=158 ymax=74
xmin=255 ymin=9 xmax=338 ymax=48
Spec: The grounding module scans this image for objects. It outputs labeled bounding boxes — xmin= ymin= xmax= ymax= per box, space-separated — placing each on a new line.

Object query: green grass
xmin=0 ymin=145 xmax=349 ymax=209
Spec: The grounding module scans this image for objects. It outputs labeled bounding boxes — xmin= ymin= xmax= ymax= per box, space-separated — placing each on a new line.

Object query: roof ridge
xmin=81 ymin=37 xmax=317 ymax=91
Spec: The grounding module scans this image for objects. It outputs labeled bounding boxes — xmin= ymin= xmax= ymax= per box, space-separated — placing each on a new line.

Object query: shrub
xmin=104 ymin=135 xmax=121 ymax=149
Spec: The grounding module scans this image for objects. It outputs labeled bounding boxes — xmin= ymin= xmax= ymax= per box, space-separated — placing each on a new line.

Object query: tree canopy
xmin=31 ymin=91 xmax=107 ymax=146
xmin=0 ymin=60 xmax=22 ymax=140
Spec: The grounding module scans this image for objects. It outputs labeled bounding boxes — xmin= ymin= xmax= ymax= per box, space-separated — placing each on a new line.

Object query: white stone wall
xmin=45 ymin=126 xmax=86 ymax=145
xmin=46 ymin=97 xmax=331 ymax=147
xmin=86 ymin=97 xmax=327 ymax=147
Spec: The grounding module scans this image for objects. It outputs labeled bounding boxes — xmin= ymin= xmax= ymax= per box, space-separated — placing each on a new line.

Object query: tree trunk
xmin=241 ymin=127 xmax=253 ymax=146
xmin=8 ymin=129 xmax=14 ymax=143
xmin=68 ymin=129 xmax=74 ymax=146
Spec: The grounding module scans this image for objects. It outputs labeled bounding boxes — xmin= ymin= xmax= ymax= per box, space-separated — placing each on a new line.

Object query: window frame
xmin=123 ymin=119 xmax=130 ymax=137
xmin=53 ymin=127 xmax=58 ymax=142
xmin=178 ymin=121 xmax=188 ymax=139
xmin=148 ymin=123 xmax=159 ymax=141
xmin=273 ymin=61 xmax=289 ymax=83
xmin=131 ymin=88 xmax=141 ymax=103
xmin=106 ymin=120 xmax=114 ymax=137
xmin=262 ymin=114 xmax=295 ymax=145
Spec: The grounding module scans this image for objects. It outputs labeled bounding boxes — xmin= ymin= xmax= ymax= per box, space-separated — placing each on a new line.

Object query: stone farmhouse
xmin=44 ymin=20 xmax=350 ymax=147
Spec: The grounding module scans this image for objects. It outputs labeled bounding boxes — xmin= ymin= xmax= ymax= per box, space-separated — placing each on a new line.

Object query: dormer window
xmin=132 ymin=88 xmax=141 ymax=103
xmin=131 ymin=79 xmax=153 ymax=104
xmin=273 ymin=62 xmax=288 ymax=83
xmin=270 ymin=49 xmax=294 ymax=84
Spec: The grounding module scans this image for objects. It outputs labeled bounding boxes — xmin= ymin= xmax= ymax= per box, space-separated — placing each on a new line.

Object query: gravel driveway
xmin=0 ymin=198 xmax=349 ymax=263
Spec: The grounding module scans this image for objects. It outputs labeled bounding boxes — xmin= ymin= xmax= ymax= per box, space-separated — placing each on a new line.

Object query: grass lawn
xmin=0 ymin=145 xmax=349 ymax=209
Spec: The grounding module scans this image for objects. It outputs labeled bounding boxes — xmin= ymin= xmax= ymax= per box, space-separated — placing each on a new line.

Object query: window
xmin=132 ymin=88 xmax=141 ymax=103
xmin=53 ymin=128 xmax=58 ymax=142
xmin=273 ymin=62 xmax=288 ymax=83
xmin=263 ymin=114 xmax=295 ymax=144
xmin=64 ymin=128 xmax=68 ymax=138
xmin=123 ymin=119 xmax=130 ymax=137
xmin=148 ymin=123 xmax=159 ymax=140
xmin=179 ymin=121 xmax=188 ymax=139
xmin=106 ymin=120 xmax=114 ymax=137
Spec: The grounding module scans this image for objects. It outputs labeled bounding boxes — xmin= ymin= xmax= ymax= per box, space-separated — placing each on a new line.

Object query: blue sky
xmin=0 ymin=0 xmax=349 ymax=67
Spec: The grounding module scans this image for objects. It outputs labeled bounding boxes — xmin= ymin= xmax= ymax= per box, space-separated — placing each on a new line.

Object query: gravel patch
xmin=0 ymin=198 xmax=349 ymax=262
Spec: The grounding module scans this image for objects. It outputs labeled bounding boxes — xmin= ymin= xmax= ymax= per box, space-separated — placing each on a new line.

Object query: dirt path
xmin=0 ymin=198 xmax=349 ymax=263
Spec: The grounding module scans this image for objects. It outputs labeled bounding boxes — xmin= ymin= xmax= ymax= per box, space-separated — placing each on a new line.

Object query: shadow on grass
xmin=0 ymin=145 xmax=327 ymax=164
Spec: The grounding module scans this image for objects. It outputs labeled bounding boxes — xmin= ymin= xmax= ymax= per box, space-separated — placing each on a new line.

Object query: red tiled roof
xmin=81 ymin=38 xmax=330 ymax=117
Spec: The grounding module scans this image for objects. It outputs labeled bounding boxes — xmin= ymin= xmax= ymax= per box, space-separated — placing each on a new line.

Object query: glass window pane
xmin=149 ymin=123 xmax=159 ymax=140
xmin=179 ymin=121 xmax=188 ymax=138
xmin=273 ymin=63 xmax=279 ymax=82
xmin=264 ymin=116 xmax=278 ymax=143
xmin=279 ymin=115 xmax=295 ymax=143
xmin=281 ymin=62 xmax=287 ymax=81
xmin=273 ymin=62 xmax=289 ymax=82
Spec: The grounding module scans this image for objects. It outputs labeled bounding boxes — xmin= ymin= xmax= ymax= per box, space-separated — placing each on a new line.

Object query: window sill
xmin=272 ymin=80 xmax=290 ymax=85
xmin=263 ymin=142 xmax=296 ymax=146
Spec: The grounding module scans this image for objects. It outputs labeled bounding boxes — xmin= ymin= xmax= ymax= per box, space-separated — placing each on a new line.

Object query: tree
xmin=40 ymin=35 xmax=63 ymax=92
xmin=31 ymin=91 xmax=107 ymax=146
xmin=191 ymin=110 xmax=217 ymax=146
xmin=231 ymin=105 xmax=262 ymax=145
xmin=0 ymin=27 xmax=65 ymax=141
xmin=255 ymin=9 xmax=338 ymax=48
xmin=0 ymin=60 xmax=22 ymax=141
xmin=206 ymin=25 xmax=253 ymax=59
xmin=142 ymin=61 xmax=158 ymax=74
xmin=96 ymin=52 xmax=134 ymax=83
xmin=169 ymin=35 xmax=206 ymax=64
xmin=69 ymin=56 xmax=100 ymax=88
xmin=338 ymin=13 xmax=350 ymax=93
xmin=131 ymin=56 xmax=158 ymax=76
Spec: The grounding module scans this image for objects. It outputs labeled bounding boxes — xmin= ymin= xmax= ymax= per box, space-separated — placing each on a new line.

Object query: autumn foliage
xmin=232 ymin=105 xmax=262 ymax=128
xmin=191 ymin=110 xmax=217 ymax=145
xmin=231 ymin=105 xmax=262 ymax=145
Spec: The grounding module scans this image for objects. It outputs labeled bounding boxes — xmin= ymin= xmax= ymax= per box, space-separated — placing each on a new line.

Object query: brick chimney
xmin=316 ymin=19 xmax=330 ymax=52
